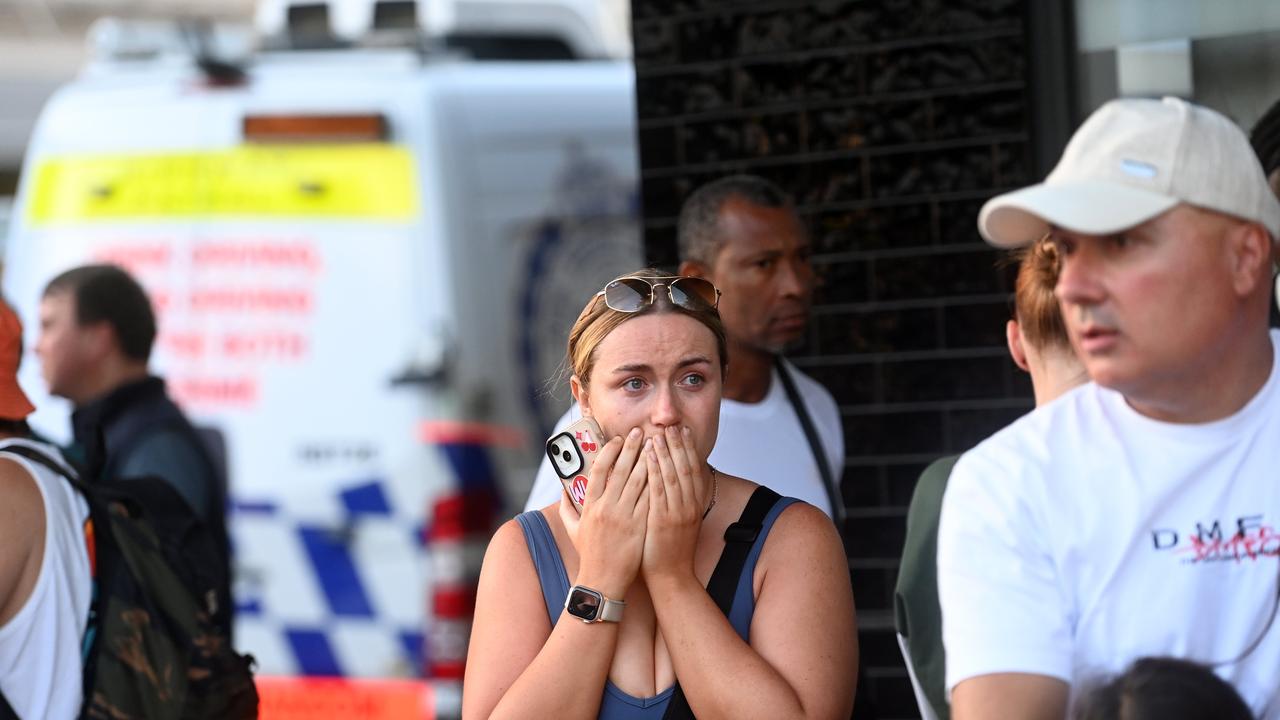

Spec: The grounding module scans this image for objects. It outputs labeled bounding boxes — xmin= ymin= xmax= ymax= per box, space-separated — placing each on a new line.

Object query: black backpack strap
xmin=774 ymin=358 xmax=846 ymax=527
xmin=662 ymin=486 xmax=784 ymax=720
xmin=2 ymin=443 xmax=92 ymax=496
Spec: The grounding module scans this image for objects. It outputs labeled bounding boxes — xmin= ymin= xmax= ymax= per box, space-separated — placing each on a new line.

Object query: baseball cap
xmin=979 ymin=97 xmax=1280 ymax=247
xmin=0 ymin=301 xmax=35 ymax=421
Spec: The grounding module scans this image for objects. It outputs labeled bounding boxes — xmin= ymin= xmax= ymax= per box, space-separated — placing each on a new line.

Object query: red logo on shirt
xmin=1152 ymin=515 xmax=1280 ymax=563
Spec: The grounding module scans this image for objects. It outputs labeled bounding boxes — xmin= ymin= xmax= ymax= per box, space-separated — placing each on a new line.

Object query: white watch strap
xmin=597 ymin=596 xmax=625 ymax=623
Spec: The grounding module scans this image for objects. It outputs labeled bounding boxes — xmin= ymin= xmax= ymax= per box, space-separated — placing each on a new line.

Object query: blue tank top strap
xmin=725 ymin=496 xmax=799 ymax=641
xmin=514 ymin=510 xmax=570 ymax=624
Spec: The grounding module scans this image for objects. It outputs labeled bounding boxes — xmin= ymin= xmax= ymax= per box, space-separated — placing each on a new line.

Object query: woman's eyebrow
xmin=610 ymin=356 xmax=710 ymax=374
xmin=676 ymin=355 xmax=712 ymax=368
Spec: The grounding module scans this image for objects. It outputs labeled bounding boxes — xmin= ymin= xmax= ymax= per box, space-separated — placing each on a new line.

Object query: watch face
xmin=567 ymin=587 xmax=602 ymax=621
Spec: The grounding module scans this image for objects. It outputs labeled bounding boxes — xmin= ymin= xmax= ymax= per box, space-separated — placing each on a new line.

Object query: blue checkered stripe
xmin=230 ymin=479 xmax=429 ymax=678
xmin=228 ymin=441 xmax=504 ymax=678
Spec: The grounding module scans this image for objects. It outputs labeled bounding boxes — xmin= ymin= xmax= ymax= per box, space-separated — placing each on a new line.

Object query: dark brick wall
xmin=630 ymin=1 xmax=1048 ymax=717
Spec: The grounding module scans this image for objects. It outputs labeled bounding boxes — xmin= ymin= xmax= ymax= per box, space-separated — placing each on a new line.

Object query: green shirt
xmin=894 ymin=454 xmax=959 ymax=720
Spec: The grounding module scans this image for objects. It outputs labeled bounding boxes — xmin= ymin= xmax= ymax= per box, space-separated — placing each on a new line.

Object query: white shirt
xmin=0 ymin=439 xmax=91 ymax=720
xmin=525 ymin=360 xmax=845 ymax=518
xmin=938 ymin=330 xmax=1280 ymax=717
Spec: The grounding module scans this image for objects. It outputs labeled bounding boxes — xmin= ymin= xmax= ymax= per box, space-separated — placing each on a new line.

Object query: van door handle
xmin=390 ymin=329 xmax=452 ymax=387
xmin=390 ymin=364 xmax=447 ymax=386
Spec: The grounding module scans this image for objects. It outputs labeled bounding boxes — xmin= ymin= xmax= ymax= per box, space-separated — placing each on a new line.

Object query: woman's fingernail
xmin=643 ymin=438 xmax=652 ymax=450
xmin=628 ymin=427 xmax=641 ymax=439
xmin=683 ymin=426 xmax=691 ymax=438
xmin=654 ymin=434 xmax=666 ymax=449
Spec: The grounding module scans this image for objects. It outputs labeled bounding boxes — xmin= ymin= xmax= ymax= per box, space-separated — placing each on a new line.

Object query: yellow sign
xmin=28 ymin=145 xmax=419 ymax=224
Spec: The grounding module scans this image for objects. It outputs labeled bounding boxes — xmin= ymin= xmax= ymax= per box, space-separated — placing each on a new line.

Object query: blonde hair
xmin=567 ymin=269 xmax=728 ymax=385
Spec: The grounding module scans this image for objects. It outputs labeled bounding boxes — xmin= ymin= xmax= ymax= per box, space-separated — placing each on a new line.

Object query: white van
xmin=4 ymin=0 xmax=641 ymax=711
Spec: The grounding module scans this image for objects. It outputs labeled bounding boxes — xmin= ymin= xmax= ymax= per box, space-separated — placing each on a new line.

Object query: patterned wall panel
xmin=630 ymin=1 xmax=1046 ymax=717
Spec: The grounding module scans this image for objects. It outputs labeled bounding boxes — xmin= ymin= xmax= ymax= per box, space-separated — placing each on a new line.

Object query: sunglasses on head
xmin=595 ymin=275 xmax=721 ymax=313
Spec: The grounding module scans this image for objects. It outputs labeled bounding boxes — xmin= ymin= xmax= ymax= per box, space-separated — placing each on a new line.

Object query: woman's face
xmin=574 ymin=312 xmax=722 ymax=464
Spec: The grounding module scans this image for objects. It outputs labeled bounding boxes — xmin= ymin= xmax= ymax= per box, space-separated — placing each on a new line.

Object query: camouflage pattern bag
xmin=4 ymin=446 xmax=258 ymax=720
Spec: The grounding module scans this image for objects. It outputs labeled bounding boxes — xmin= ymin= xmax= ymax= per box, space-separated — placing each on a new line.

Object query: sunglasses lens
xmin=670 ymin=278 xmax=718 ymax=309
xmin=603 ymin=278 xmax=650 ymax=312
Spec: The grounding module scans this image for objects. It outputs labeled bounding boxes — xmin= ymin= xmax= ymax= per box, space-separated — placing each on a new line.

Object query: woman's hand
xmin=568 ymin=426 xmax=650 ymax=599
xmin=641 ymin=425 xmax=712 ymax=586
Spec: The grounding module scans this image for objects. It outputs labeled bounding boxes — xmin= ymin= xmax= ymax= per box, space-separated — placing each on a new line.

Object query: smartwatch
xmin=565 ymin=585 xmax=625 ymax=623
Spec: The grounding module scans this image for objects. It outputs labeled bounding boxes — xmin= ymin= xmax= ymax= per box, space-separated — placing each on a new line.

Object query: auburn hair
xmin=1013 ymin=237 xmax=1070 ymax=351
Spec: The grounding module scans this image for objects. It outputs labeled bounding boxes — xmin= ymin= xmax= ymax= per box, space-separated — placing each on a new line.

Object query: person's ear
xmin=1006 ymin=319 xmax=1030 ymax=373
xmin=1226 ymin=221 xmax=1273 ymax=298
xmin=678 ymin=259 xmax=710 ymax=280
xmin=570 ymin=375 xmax=590 ymax=415
xmin=83 ymin=322 xmax=115 ymax=360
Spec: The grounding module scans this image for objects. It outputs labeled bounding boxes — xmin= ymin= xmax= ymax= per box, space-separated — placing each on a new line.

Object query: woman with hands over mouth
xmin=462 ymin=269 xmax=858 ymax=720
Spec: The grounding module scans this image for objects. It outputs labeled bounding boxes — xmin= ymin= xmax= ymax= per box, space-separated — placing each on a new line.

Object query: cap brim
xmin=978 ymin=181 xmax=1179 ymax=248
xmin=0 ymin=383 xmax=35 ymax=420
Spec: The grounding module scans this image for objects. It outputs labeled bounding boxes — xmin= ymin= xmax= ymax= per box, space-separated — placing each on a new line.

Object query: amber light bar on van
xmin=242 ymin=113 xmax=388 ymax=142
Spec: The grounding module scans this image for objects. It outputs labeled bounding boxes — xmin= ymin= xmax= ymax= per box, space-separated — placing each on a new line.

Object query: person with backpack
xmin=3 ymin=288 xmax=258 ymax=720
xmin=34 ymin=264 xmax=231 ymax=626
xmin=0 ymin=298 xmax=93 ymax=719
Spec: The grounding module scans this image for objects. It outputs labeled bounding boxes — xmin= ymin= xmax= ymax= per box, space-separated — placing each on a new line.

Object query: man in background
xmin=35 ymin=264 xmax=230 ymax=616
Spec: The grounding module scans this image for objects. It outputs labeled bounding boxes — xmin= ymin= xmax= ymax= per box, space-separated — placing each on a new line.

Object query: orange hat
xmin=0 ymin=301 xmax=35 ymax=420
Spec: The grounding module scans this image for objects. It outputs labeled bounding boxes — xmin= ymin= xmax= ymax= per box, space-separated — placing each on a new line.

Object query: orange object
xmin=243 ymin=114 xmax=388 ymax=142
xmin=83 ymin=517 xmax=96 ymax=577
xmin=257 ymin=677 xmax=434 ymax=720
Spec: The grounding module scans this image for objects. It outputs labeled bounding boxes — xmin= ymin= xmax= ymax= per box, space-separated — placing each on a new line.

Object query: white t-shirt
xmin=0 ymin=439 xmax=91 ymax=720
xmin=937 ymin=330 xmax=1280 ymax=717
xmin=524 ymin=360 xmax=845 ymax=519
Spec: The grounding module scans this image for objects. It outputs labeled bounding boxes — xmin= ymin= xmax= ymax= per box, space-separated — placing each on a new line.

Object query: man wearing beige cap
xmin=0 ymin=300 xmax=91 ymax=719
xmin=937 ymin=96 xmax=1280 ymax=719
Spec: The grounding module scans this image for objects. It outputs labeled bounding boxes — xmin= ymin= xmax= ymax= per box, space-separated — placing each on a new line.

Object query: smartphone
xmin=545 ymin=416 xmax=604 ymax=513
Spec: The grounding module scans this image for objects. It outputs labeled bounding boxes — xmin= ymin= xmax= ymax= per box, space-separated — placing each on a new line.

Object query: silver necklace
xmin=703 ymin=465 xmax=719 ymax=519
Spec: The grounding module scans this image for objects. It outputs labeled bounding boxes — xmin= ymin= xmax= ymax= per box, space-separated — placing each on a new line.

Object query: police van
xmin=4 ymin=0 xmax=641 ymax=714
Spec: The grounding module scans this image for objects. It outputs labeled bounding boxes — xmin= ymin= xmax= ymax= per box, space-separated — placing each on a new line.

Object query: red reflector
xmin=433 ymin=587 xmax=477 ymax=617
xmin=429 ymin=660 xmax=466 ymax=680
xmin=243 ymin=114 xmax=388 ymax=142
xmin=430 ymin=491 xmax=499 ymax=537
